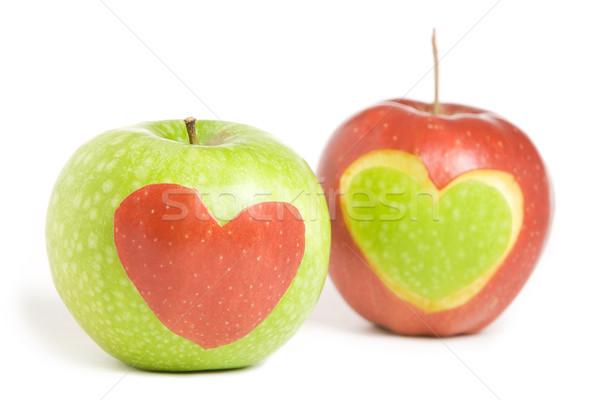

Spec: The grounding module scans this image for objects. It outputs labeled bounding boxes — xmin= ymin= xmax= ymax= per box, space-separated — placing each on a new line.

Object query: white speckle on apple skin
xmin=102 ymin=180 xmax=114 ymax=193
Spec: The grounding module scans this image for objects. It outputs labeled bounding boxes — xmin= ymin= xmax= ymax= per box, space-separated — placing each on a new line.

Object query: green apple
xmin=46 ymin=119 xmax=330 ymax=371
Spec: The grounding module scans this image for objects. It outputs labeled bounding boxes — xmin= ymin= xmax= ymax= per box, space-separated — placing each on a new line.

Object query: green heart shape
xmin=341 ymin=151 xmax=521 ymax=312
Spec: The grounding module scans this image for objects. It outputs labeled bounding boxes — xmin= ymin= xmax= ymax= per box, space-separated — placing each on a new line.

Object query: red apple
xmin=318 ymin=98 xmax=552 ymax=336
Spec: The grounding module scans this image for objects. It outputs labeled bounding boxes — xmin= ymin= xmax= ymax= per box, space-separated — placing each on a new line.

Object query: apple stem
xmin=184 ymin=117 xmax=198 ymax=145
xmin=432 ymin=28 xmax=440 ymax=116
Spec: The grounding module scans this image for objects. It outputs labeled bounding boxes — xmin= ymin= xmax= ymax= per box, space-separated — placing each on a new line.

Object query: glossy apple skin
xmin=318 ymin=99 xmax=552 ymax=336
xmin=46 ymin=120 xmax=330 ymax=370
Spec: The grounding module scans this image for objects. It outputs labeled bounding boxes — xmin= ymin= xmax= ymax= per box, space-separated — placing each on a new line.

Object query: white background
xmin=1 ymin=1 xmax=599 ymax=399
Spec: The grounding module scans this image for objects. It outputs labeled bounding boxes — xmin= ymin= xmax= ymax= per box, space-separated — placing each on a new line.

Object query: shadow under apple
xmin=18 ymin=286 xmax=261 ymax=374
xmin=18 ymin=288 xmax=128 ymax=372
xmin=307 ymin=278 xmax=372 ymax=332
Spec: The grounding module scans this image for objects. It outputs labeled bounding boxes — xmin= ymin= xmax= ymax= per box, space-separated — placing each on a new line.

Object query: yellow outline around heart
xmin=340 ymin=150 xmax=524 ymax=313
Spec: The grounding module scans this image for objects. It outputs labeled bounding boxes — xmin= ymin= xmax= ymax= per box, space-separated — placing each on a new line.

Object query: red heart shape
xmin=113 ymin=183 xmax=305 ymax=349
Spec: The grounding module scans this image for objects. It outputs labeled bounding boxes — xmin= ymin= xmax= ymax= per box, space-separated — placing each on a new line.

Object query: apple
xmin=319 ymin=99 xmax=551 ymax=336
xmin=46 ymin=118 xmax=330 ymax=370
xmin=317 ymin=34 xmax=551 ymax=336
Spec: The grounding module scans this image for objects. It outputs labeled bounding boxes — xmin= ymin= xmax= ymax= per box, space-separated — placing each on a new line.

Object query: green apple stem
xmin=432 ymin=29 xmax=440 ymax=116
xmin=184 ymin=117 xmax=198 ymax=145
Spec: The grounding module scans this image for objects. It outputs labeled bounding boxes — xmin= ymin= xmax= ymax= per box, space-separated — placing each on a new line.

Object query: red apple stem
xmin=184 ymin=117 xmax=198 ymax=145
xmin=432 ymin=29 xmax=440 ymax=116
